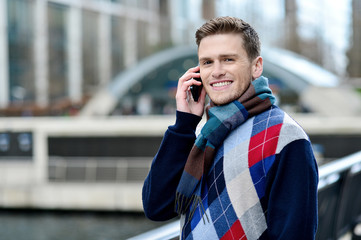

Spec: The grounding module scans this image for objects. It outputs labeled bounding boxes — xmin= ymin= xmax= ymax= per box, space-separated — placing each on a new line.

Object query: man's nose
xmin=211 ymin=62 xmax=226 ymax=78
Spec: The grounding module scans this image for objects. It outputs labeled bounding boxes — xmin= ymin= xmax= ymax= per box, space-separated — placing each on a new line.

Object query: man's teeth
xmin=213 ymin=81 xmax=231 ymax=87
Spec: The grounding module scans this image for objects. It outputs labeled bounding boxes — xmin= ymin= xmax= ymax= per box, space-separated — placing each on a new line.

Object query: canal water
xmin=0 ymin=210 xmax=171 ymax=240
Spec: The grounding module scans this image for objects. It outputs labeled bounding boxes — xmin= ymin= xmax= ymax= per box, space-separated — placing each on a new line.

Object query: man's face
xmin=198 ymin=33 xmax=259 ymax=105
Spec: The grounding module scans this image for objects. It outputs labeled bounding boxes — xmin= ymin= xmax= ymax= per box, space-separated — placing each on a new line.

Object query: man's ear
xmin=251 ymin=56 xmax=263 ymax=80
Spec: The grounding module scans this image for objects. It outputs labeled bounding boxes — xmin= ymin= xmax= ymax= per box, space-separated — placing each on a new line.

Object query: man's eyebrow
xmin=199 ymin=54 xmax=239 ymax=61
xmin=199 ymin=57 xmax=211 ymax=62
xmin=219 ymin=54 xmax=239 ymax=58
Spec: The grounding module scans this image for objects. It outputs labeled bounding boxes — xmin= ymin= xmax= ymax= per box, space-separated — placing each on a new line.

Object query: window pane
xmin=7 ymin=0 xmax=35 ymax=103
xmin=82 ymin=9 xmax=99 ymax=95
xmin=111 ymin=16 xmax=125 ymax=79
xmin=48 ymin=3 xmax=68 ymax=101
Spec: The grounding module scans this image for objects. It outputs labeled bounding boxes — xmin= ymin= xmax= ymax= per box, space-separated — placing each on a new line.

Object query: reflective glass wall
xmin=2 ymin=0 xmax=173 ymax=116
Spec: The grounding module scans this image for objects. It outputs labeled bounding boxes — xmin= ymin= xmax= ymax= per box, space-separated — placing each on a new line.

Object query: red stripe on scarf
xmin=248 ymin=123 xmax=282 ymax=168
xmin=221 ymin=220 xmax=247 ymax=240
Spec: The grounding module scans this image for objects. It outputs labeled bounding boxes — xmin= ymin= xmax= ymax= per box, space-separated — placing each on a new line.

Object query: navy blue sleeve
xmin=142 ymin=111 xmax=202 ymax=221
xmin=263 ymin=139 xmax=319 ymax=239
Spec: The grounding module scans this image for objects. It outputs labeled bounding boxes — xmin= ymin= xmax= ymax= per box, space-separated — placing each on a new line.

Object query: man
xmin=142 ymin=16 xmax=318 ymax=240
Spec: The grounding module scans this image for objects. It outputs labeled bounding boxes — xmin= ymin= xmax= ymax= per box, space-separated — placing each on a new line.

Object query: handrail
xmin=319 ymin=150 xmax=361 ymax=179
xmin=127 ymin=220 xmax=180 ymax=240
xmin=128 ymin=150 xmax=361 ymax=240
xmin=318 ymin=150 xmax=361 ymax=190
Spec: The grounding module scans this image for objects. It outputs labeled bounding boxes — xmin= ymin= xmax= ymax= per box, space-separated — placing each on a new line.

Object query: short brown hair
xmin=195 ymin=16 xmax=260 ymax=61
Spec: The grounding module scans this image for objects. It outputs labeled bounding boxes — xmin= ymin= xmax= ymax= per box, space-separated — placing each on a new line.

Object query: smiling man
xmin=142 ymin=17 xmax=318 ymax=240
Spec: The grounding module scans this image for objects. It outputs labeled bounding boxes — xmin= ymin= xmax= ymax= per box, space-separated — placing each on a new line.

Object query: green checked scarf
xmin=175 ymin=76 xmax=276 ymax=219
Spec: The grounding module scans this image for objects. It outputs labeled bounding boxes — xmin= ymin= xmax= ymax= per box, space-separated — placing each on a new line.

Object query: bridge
xmin=0 ymin=115 xmax=361 ymax=212
xmin=80 ymin=45 xmax=345 ymax=117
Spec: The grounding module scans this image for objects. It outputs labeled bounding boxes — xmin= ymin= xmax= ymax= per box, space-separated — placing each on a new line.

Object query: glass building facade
xmin=0 ymin=0 xmax=206 ymax=116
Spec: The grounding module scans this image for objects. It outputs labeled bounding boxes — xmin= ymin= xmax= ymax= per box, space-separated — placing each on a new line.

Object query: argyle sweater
xmin=142 ymin=106 xmax=318 ymax=240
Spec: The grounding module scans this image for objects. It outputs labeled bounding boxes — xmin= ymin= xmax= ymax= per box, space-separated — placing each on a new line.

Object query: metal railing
xmin=317 ymin=150 xmax=361 ymax=239
xmin=48 ymin=157 xmax=151 ymax=182
xmin=128 ymin=150 xmax=361 ymax=240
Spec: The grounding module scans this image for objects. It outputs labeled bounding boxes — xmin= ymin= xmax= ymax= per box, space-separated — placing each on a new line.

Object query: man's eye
xmin=203 ymin=60 xmax=212 ymax=65
xmin=225 ymin=58 xmax=234 ymax=62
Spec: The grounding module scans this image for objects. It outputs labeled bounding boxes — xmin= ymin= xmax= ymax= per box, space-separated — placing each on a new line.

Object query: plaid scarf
xmin=175 ymin=76 xmax=276 ymax=220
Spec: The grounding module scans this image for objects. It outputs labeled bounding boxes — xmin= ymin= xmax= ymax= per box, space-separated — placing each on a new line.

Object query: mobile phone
xmin=190 ymin=71 xmax=202 ymax=102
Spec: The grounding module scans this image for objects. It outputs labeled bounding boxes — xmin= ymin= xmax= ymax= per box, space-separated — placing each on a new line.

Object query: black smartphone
xmin=190 ymin=71 xmax=202 ymax=102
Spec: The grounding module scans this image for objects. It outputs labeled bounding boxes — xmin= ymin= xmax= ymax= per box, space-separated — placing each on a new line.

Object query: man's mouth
xmin=211 ymin=81 xmax=232 ymax=87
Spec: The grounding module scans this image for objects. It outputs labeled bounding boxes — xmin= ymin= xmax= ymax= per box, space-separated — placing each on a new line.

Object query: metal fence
xmin=48 ymin=157 xmax=151 ymax=182
xmin=318 ymin=150 xmax=361 ymax=239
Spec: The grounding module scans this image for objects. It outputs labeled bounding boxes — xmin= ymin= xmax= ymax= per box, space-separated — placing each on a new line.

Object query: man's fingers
xmin=175 ymin=66 xmax=205 ymax=116
xmin=176 ymin=67 xmax=201 ymax=96
xmin=178 ymin=66 xmax=200 ymax=83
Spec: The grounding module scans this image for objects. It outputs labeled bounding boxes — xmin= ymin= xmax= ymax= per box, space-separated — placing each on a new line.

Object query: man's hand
xmin=175 ymin=66 xmax=206 ymax=117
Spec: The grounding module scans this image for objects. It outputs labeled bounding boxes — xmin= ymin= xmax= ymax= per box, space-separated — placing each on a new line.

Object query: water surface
xmin=0 ymin=210 xmax=170 ymax=240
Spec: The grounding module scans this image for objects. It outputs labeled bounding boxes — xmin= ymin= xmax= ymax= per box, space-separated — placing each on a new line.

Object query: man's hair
xmin=195 ymin=16 xmax=260 ymax=61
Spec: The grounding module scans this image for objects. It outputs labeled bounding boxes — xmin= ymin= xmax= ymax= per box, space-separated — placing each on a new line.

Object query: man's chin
xmin=209 ymin=96 xmax=239 ymax=106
